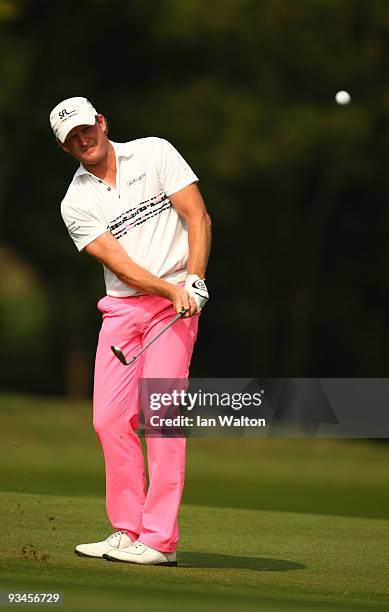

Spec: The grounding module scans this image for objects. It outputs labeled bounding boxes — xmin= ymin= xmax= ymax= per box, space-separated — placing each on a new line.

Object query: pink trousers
xmin=93 ymin=293 xmax=198 ymax=553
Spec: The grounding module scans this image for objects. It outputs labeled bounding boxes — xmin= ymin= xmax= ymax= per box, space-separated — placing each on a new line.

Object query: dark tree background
xmin=1 ymin=0 xmax=389 ymax=396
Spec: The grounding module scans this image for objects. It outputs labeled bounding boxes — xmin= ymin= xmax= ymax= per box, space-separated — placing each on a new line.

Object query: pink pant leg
xmin=138 ymin=297 xmax=199 ymax=553
xmin=93 ymin=295 xmax=146 ymax=540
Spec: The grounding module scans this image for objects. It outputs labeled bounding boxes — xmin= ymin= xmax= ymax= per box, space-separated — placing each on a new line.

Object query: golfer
xmin=50 ymin=97 xmax=211 ymax=566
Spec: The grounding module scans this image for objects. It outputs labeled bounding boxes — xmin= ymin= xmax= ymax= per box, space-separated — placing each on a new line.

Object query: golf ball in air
xmin=335 ymin=90 xmax=351 ymax=105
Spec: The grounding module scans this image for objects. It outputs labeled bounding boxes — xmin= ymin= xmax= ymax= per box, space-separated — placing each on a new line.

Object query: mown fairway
xmin=1 ymin=394 xmax=389 ymax=611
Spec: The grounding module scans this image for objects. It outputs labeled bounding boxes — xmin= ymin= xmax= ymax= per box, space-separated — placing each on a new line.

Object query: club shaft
xmin=130 ymin=310 xmax=185 ymax=363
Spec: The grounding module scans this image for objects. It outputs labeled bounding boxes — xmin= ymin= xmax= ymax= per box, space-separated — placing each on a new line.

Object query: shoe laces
xmin=108 ymin=530 xmax=126 ymax=545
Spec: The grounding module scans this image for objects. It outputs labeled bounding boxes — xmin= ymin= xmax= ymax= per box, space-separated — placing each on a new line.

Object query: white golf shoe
xmin=75 ymin=531 xmax=134 ymax=558
xmin=103 ymin=540 xmax=177 ymax=566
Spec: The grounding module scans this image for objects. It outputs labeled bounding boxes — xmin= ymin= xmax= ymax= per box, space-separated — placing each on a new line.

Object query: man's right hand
xmin=170 ymin=285 xmax=198 ymax=317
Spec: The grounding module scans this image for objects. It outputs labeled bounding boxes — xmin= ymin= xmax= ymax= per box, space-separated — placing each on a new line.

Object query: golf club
xmin=111 ymin=308 xmax=188 ymax=366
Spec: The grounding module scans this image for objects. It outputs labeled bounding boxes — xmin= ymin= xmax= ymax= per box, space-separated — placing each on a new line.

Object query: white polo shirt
xmin=60 ymin=137 xmax=198 ymax=296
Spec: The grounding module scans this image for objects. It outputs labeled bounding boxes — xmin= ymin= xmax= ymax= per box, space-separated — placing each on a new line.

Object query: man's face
xmin=60 ymin=114 xmax=109 ymax=166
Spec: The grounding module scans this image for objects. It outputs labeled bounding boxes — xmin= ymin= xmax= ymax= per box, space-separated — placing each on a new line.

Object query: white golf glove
xmin=185 ymin=274 xmax=209 ymax=311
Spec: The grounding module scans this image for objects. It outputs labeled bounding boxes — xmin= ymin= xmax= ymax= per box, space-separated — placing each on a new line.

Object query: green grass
xmin=1 ymin=393 xmax=389 ymax=611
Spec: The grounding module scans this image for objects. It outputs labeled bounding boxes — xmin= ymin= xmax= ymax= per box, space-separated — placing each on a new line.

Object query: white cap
xmin=49 ymin=96 xmax=98 ymax=143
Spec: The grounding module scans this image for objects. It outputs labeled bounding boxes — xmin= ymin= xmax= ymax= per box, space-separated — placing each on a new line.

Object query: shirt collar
xmin=74 ymin=140 xmax=133 ymax=179
xmin=112 ymin=140 xmax=134 ymax=159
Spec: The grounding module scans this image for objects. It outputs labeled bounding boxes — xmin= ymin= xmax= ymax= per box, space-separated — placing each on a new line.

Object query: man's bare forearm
xmin=85 ymin=231 xmax=197 ymax=316
xmin=85 ymin=232 xmax=179 ymax=300
xmin=186 ymin=210 xmax=212 ymax=279
xmin=115 ymin=259 xmax=179 ymax=299
xmin=169 ymin=183 xmax=212 ymax=280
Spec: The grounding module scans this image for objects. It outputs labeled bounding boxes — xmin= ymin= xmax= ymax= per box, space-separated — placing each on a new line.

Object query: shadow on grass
xmin=179 ymin=552 xmax=306 ymax=571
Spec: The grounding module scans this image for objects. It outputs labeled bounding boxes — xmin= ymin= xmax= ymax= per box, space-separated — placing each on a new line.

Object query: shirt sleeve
xmin=156 ymin=138 xmax=199 ymax=197
xmin=60 ymin=199 xmax=109 ymax=252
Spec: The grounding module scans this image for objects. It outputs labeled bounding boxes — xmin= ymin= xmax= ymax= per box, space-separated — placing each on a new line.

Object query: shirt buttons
xmin=107 ymin=187 xmax=111 ymax=191
xmin=98 ymin=179 xmax=102 ymax=183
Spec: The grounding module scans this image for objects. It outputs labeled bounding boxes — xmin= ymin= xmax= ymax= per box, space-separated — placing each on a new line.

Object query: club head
xmin=111 ymin=345 xmax=128 ymax=365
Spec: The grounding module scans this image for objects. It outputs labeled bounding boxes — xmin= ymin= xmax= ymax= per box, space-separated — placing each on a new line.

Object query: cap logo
xmin=58 ymin=108 xmax=75 ymax=120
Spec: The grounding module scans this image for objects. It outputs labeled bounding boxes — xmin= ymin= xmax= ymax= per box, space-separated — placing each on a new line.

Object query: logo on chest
xmin=126 ymin=172 xmax=146 ymax=187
